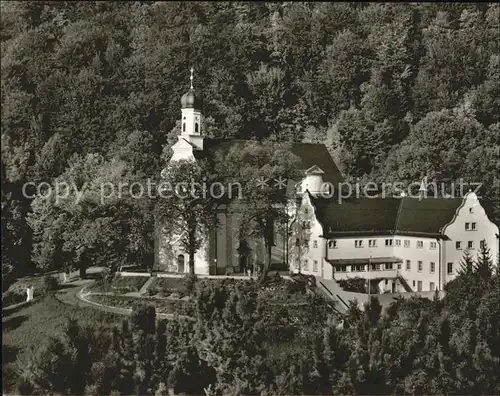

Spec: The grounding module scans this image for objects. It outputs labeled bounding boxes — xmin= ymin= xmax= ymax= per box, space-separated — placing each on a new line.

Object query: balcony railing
xmin=334 ymin=268 xmax=399 ymax=280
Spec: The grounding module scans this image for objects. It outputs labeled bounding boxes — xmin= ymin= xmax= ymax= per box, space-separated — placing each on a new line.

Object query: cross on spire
xmin=190 ymin=67 xmax=194 ymax=89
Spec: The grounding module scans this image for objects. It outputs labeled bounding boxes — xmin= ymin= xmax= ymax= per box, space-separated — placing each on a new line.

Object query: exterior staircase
xmin=314 ymin=277 xmax=352 ymax=314
xmin=139 ymin=276 xmax=156 ymax=295
xmin=396 ymin=275 xmax=413 ymax=292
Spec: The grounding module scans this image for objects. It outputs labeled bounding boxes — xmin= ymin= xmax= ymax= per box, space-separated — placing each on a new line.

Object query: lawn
xmin=2 ymin=294 xmax=123 ymax=393
xmin=90 ymin=274 xmax=150 ymax=294
xmin=2 ymin=275 xmax=57 ymax=307
xmin=146 ymin=276 xmax=189 ymax=297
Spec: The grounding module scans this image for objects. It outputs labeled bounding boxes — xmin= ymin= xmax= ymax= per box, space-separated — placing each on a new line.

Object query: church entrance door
xmin=177 ymin=254 xmax=185 ymax=273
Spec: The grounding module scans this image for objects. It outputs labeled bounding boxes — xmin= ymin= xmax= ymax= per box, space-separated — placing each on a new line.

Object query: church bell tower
xmin=179 ymin=67 xmax=203 ymax=150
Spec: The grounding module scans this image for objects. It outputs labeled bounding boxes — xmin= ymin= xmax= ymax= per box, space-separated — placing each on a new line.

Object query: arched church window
xmin=195 ymin=123 xmax=199 ymax=133
xmin=177 ymin=254 xmax=185 ymax=273
xmin=182 ymin=123 xmax=186 ymax=132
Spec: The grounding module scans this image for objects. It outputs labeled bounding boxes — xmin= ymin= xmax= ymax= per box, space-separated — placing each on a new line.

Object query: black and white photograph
xmin=2 ymin=2 xmax=500 ymax=395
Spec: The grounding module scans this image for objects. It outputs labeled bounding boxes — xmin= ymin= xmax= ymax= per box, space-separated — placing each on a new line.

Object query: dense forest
xmin=2 ymin=2 xmax=499 ymax=279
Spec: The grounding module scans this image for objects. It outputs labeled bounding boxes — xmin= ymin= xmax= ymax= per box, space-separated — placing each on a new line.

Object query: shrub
xmin=2 ymin=289 xmax=26 ymax=307
xmin=286 ymin=278 xmax=307 ymax=294
xmin=110 ymin=275 xmax=149 ymax=294
xmin=338 ymin=277 xmax=367 ymax=293
xmin=182 ymin=274 xmax=197 ymax=295
xmin=131 ymin=302 xmax=156 ymax=334
xmin=43 ymin=275 xmax=59 ymax=293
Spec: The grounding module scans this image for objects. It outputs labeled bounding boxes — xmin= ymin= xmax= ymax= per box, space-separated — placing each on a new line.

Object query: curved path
xmin=55 ymin=280 xmax=193 ymax=321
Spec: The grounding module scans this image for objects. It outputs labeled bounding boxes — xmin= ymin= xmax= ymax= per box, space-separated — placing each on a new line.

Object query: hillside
xmin=2 ymin=2 xmax=499 ymax=278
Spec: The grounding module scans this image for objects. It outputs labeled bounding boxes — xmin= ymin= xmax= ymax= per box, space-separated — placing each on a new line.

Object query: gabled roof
xmin=396 ymin=197 xmax=464 ymax=235
xmin=304 ymin=165 xmax=325 ymax=175
xmin=311 ymin=194 xmax=463 ymax=238
xmin=195 ymin=139 xmax=344 ymax=185
xmin=313 ymin=196 xmax=401 ymax=235
xmin=172 ymin=137 xmax=197 ymax=149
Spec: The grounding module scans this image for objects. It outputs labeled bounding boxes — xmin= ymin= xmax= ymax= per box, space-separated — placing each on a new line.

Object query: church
xmin=156 ymin=71 xmax=499 ymax=292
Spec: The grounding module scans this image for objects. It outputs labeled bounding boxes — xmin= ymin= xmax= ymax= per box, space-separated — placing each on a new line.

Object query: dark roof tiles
xmin=312 ymin=194 xmax=463 ymax=237
xmin=196 ymin=139 xmax=344 ymax=186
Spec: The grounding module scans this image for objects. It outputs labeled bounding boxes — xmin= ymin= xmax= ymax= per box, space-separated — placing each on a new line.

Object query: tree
xmin=155 ymin=159 xmax=217 ymax=275
xmin=28 ymin=153 xmax=154 ymax=278
xmin=458 ymin=249 xmax=475 ymax=276
xmin=475 ymin=240 xmax=494 ymax=281
xmin=213 ymin=140 xmax=302 ymax=283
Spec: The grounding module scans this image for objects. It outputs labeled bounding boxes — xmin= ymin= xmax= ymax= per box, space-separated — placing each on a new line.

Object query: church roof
xmin=181 ymin=88 xmax=202 ymax=109
xmin=195 ymin=139 xmax=344 ymax=185
xmin=311 ymin=194 xmax=463 ymax=238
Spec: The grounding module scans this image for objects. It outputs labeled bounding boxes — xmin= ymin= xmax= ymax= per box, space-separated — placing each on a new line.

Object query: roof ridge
xmin=394 ymin=197 xmax=405 ymax=232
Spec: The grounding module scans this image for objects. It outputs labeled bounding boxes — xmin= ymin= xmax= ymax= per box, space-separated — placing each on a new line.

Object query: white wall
xmin=289 ymin=193 xmax=325 ymax=277
xmin=169 ymin=138 xmax=195 ymax=162
xmin=393 ymin=235 xmax=441 ymax=291
xmin=442 ymin=192 xmax=499 ymax=285
xmin=325 ymin=235 xmax=441 ymax=292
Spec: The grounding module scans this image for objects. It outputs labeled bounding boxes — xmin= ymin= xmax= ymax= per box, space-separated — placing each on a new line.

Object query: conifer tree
xmin=475 ymin=240 xmax=494 ymax=280
xmin=458 ymin=248 xmax=475 ymax=276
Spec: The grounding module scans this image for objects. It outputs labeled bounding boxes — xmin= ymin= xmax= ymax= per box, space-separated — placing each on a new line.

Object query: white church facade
xmin=156 ymin=72 xmax=499 ymax=291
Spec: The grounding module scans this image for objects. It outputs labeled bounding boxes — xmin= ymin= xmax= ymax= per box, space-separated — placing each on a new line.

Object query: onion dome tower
xmin=180 ymin=67 xmax=203 ymax=137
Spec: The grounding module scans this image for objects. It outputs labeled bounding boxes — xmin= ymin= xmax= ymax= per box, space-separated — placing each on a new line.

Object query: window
xmin=456 ymin=241 xmax=462 ymax=250
xmin=313 ymin=260 xmax=318 ymax=272
xmin=418 ymin=261 xmax=423 ymax=272
xmin=328 ymin=240 xmax=338 ymax=249
xmin=417 ymin=240 xmax=423 ymax=249
xmin=430 ymin=242 xmax=437 ymax=250
xmin=397 ymin=262 xmax=402 ymax=270
xmin=404 ymin=240 xmax=410 ymax=248
xmin=465 ymin=222 xmax=470 ymax=230
xmin=313 ymin=240 xmax=318 ymax=248
xmin=386 ymin=263 xmax=393 ymax=270
xmin=430 ymin=262 xmax=435 ymax=273
xmin=447 ymin=262 xmax=453 ymax=275
xmin=385 ymin=239 xmax=393 ymax=247
xmin=480 ymin=240 xmax=485 ymax=249
xmin=182 ymin=123 xmax=186 ymax=132
xmin=468 ymin=241 xmax=474 ymax=249
xmin=303 ymin=259 xmax=309 ymax=271
xmin=395 ymin=239 xmax=401 ymax=247
xmin=371 ymin=263 xmax=381 ymax=271
xmin=413 ymin=280 xmax=416 ymax=287
xmin=471 ymin=222 xmax=476 ymax=230
xmin=195 ymin=123 xmax=199 ymax=133
xmin=430 ymin=282 xmax=435 ymax=291
xmin=355 ymin=240 xmax=364 ymax=248
xmin=385 ymin=279 xmax=388 ymax=285
xmin=369 ymin=239 xmax=377 ymax=248
xmin=469 ymin=207 xmax=473 ymax=214
xmin=335 ymin=265 xmax=346 ymax=272
xmin=417 ymin=281 xmax=422 ymax=292
xmin=353 ymin=264 xmax=365 ymax=272
xmin=406 ymin=260 xmax=411 ymax=271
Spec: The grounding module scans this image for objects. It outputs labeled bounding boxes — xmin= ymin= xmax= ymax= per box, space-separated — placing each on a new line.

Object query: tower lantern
xmin=180 ymin=67 xmax=203 ymax=142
